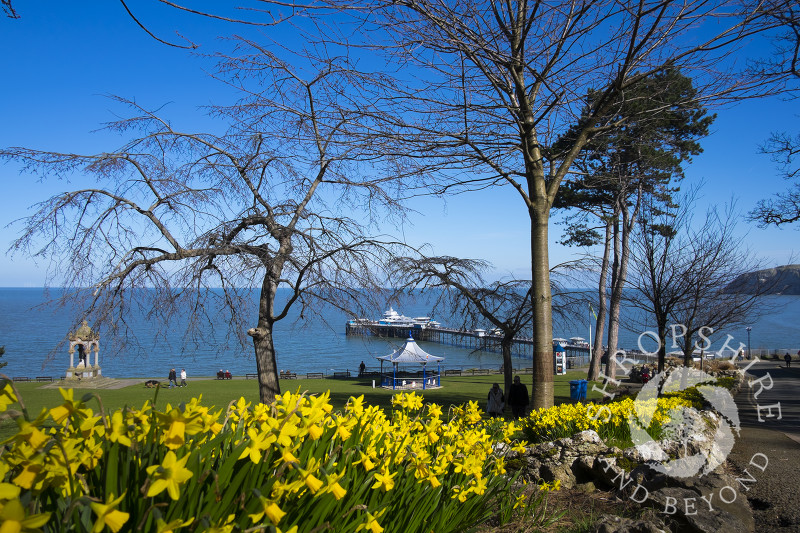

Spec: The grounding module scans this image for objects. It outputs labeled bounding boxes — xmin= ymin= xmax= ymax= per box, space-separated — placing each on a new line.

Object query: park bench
xmin=279 ymin=371 xmax=297 ymax=379
xmin=470 ymin=369 xmax=490 ymax=375
xmin=332 ymin=371 xmax=351 ymax=378
xmin=444 ymin=369 xmax=461 ymax=376
xmin=12 ymin=377 xmax=30 ymax=382
xmin=246 ymin=373 xmax=258 ymax=379
xmin=35 ymin=376 xmax=54 ymax=382
xmin=306 ymin=372 xmax=324 ymax=379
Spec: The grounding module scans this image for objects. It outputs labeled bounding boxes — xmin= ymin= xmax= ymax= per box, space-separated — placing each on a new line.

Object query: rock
xmin=592 ymin=456 xmax=629 ymax=490
xmin=538 ymin=458 xmax=577 ymax=488
xmin=643 ymin=473 xmax=755 ymax=533
xmin=592 ymin=514 xmax=669 ymax=533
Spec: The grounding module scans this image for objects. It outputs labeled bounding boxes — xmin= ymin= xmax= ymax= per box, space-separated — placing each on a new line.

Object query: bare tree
xmin=751 ymin=131 xmax=800 ymax=225
xmin=318 ymin=0 xmax=791 ymax=408
xmin=627 ymin=197 xmax=695 ymax=372
xmin=2 ymin=0 xmax=17 ymax=18
xmin=628 ymin=194 xmax=771 ymax=371
xmin=750 ymin=2 xmax=800 ymax=226
xmin=2 ymin=49 xmax=404 ymax=403
xmin=669 ymin=204 xmax=774 ymax=365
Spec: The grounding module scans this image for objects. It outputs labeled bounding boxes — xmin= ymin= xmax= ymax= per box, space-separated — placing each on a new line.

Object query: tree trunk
xmin=588 ymin=218 xmax=612 ymax=381
xmin=657 ymin=324 xmax=668 ymax=373
xmin=530 ymin=203 xmax=554 ymax=409
xmin=502 ymin=336 xmax=514 ymax=400
xmin=250 ymin=275 xmax=281 ymax=404
xmin=605 ymin=209 xmax=622 ymax=380
xmin=252 ymin=323 xmax=281 ymax=404
xmin=605 ymin=198 xmax=635 ymax=381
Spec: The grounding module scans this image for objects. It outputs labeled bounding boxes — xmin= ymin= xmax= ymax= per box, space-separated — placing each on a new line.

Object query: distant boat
xmin=378 ymin=307 xmax=435 ymax=327
xmin=378 ymin=307 xmax=413 ymax=325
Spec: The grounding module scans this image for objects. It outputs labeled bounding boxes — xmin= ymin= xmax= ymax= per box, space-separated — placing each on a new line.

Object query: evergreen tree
xmin=554 ymin=69 xmax=715 ymax=378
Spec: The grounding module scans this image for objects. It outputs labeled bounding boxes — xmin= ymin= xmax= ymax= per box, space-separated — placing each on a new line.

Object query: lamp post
xmin=746 ymin=327 xmax=752 ymax=360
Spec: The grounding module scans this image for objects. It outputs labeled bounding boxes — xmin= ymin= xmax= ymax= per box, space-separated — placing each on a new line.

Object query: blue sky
xmin=1 ymin=2 xmax=797 ymax=287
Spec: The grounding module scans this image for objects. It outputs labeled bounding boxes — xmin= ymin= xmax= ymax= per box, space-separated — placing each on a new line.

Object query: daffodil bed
xmin=518 ymin=393 xmax=702 ymax=446
xmin=0 ymin=383 xmax=549 ymax=533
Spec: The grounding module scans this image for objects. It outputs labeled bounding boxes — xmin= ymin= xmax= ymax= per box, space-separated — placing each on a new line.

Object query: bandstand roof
xmin=377 ymin=337 xmax=443 ymax=364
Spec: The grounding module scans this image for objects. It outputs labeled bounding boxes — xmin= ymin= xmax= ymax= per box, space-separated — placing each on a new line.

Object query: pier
xmin=345 ymin=320 xmax=592 ymax=367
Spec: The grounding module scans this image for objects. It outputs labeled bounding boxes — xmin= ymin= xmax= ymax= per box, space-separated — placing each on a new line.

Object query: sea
xmin=0 ymin=288 xmax=798 ymax=379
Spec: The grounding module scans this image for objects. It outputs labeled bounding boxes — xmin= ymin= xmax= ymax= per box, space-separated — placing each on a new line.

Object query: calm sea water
xmin=0 ymin=288 xmax=797 ymax=379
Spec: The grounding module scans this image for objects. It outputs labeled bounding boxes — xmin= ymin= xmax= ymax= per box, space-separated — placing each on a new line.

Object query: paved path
xmin=39 ymin=378 xmax=148 ymax=390
xmin=729 ymin=360 xmax=800 ymax=532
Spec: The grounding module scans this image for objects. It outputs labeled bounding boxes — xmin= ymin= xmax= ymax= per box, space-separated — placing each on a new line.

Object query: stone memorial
xmin=65 ymin=320 xmax=101 ymax=380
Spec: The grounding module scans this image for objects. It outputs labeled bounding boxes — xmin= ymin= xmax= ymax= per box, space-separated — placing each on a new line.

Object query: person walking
xmin=487 ymin=383 xmax=505 ymax=418
xmin=507 ymin=375 xmax=529 ymax=419
xmin=785 ymin=353 xmax=792 ymax=368
xmin=180 ymin=368 xmax=187 ymax=387
xmin=168 ymin=368 xmax=177 ymax=388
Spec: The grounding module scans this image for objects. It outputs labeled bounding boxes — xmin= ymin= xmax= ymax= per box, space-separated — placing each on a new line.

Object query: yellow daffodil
xmin=15 ymin=420 xmax=48 ymax=450
xmin=156 ymin=517 xmax=193 ymax=533
xmin=0 ymin=383 xmax=17 ymax=412
xmin=0 ymin=498 xmax=50 ymax=532
xmin=346 ymin=395 xmax=365 ymax=417
xmin=48 ymin=388 xmax=87 ymax=425
xmin=355 ymin=509 xmax=386 ymax=533
xmin=107 ymin=411 xmax=132 ymax=447
xmin=371 ymin=467 xmax=395 ymax=492
xmin=155 ymin=408 xmax=203 ymax=450
xmin=0 ymin=483 xmax=20 ymax=500
xmin=90 ymin=493 xmax=129 ymax=533
xmin=145 ymin=451 xmax=193 ymax=500
xmin=13 ymin=460 xmax=44 ymax=490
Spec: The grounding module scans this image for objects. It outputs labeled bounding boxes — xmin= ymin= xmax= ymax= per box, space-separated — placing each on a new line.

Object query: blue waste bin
xmin=569 ymin=380 xmax=581 ymax=401
xmin=578 ymin=379 xmax=588 ymax=400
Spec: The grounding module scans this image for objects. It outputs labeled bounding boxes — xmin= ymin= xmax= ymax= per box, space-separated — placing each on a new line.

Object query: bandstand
xmin=65 ymin=320 xmax=102 ymax=380
xmin=377 ymin=337 xmax=443 ymax=390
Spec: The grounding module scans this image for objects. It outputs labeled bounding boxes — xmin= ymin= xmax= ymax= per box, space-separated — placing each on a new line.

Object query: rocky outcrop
xmin=509 ymin=371 xmax=753 ymax=533
xmin=724 ymin=264 xmax=800 ymax=295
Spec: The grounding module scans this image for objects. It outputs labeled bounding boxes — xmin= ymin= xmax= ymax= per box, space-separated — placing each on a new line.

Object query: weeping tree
xmin=389 ymin=255 xmax=582 ymax=399
xmin=2 ymin=46 xmax=405 ymax=403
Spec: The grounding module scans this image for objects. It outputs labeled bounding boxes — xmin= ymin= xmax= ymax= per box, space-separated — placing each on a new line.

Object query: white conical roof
xmin=377 ymin=337 xmax=444 ymax=364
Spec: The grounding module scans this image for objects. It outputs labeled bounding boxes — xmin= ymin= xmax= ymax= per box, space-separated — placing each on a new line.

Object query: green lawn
xmin=1 ymin=371 xmax=602 ymax=439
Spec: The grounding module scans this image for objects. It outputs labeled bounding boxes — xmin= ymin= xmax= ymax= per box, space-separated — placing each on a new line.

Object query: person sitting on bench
xmin=224 ymin=370 xmax=232 ymax=379
xmin=217 ymin=369 xmax=225 ymax=379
